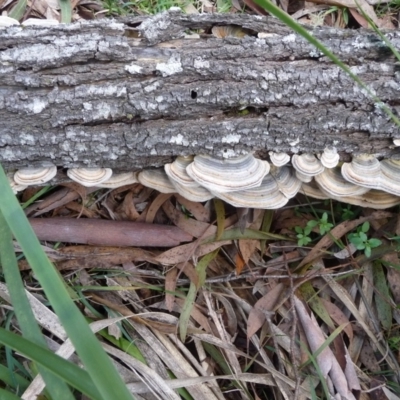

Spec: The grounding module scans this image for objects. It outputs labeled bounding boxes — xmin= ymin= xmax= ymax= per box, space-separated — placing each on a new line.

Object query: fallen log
xmin=1 ymin=9 xmax=400 ymax=173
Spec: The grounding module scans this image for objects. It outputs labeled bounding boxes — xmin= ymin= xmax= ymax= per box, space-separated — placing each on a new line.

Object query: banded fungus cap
xmin=171 ymin=180 xmax=213 ymax=202
xmin=164 ymin=156 xmax=197 ymax=187
xmin=295 ymin=171 xmax=313 ymax=183
xmin=291 ymin=153 xmax=324 ymax=177
xmin=212 ymin=166 xmax=300 ymax=209
xmin=341 ymin=154 xmax=381 ymax=189
xmin=319 ymin=146 xmax=340 ymax=169
xmin=299 ymin=181 xmax=330 ymax=200
xmin=270 ymin=166 xmax=301 ymax=198
xmin=378 ymin=159 xmax=400 ymax=196
xmin=67 ymin=168 xmax=113 ymax=187
xmin=330 ymin=190 xmax=400 ymax=209
xmin=14 ymin=164 xmax=57 ymax=185
xmin=97 ymin=172 xmax=139 ymax=189
xmin=186 ymin=154 xmax=270 ymax=193
xmin=137 ymin=169 xmax=176 ymax=193
xmin=212 ymin=175 xmax=289 ymax=209
xmin=268 ymin=152 xmax=290 ymax=167
xmin=315 ymin=167 xmax=370 ymax=197
xmin=7 ymin=173 xmax=27 ymax=194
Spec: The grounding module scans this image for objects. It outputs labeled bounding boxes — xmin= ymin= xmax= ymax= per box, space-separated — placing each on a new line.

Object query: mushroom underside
xmin=7 ymin=152 xmax=400 ymax=209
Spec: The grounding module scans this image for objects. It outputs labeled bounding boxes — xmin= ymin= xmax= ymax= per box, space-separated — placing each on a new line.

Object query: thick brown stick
xmin=29 ymin=218 xmax=192 ymax=247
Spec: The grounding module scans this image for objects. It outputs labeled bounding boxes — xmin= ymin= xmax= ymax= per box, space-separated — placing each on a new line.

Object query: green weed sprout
xmin=347 ymin=221 xmax=382 ymax=258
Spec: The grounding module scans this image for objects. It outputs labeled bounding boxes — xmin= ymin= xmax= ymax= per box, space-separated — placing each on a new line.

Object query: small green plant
xmin=295 ymin=212 xmax=334 ymax=246
xmin=347 ymin=221 xmax=382 ymax=258
xmin=335 ymin=203 xmax=357 ymax=221
xmin=295 ymin=225 xmax=313 ymax=246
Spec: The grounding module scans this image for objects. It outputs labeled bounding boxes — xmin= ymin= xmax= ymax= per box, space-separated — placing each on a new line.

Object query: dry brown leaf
xmin=234 ymin=251 xmax=246 ymax=275
xmin=65 ymin=201 xmax=99 ymax=218
xmin=165 ymin=266 xmax=178 ymax=312
xmin=145 ymin=193 xmax=172 ymax=223
xmin=155 ymin=240 xmax=231 ymax=266
xmin=118 ymin=191 xmax=140 ymax=220
xmin=162 ymin=199 xmax=215 ymax=238
xmin=319 ymin=297 xmax=353 ymax=342
xmin=294 ymin=297 xmax=357 ymax=400
xmin=32 ymin=246 xmax=158 ymax=270
xmin=175 ymin=194 xmax=211 ymax=222
xmin=247 ymin=283 xmax=284 ymax=338
xmin=176 ymin=261 xmax=199 ymax=286
xmin=239 ymin=239 xmax=258 ymax=265
xmin=383 ymin=253 xmax=400 ymax=303
xmin=25 ymin=186 xmax=98 ymax=217
xmin=174 ymin=298 xmax=213 ymax=333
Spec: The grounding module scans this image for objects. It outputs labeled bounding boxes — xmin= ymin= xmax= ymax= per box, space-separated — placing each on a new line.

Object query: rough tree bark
xmin=1 ymin=9 xmax=400 ymax=172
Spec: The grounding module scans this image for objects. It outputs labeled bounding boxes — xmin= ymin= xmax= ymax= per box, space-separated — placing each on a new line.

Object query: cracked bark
xmin=1 ymin=9 xmax=400 ymax=172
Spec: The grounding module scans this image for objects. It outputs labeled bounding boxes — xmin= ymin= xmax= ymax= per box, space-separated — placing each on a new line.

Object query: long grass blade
xmin=0 ymin=328 xmax=103 ymax=399
xmin=0 ymin=165 xmax=134 ymax=400
xmin=0 ymin=211 xmax=75 ymax=399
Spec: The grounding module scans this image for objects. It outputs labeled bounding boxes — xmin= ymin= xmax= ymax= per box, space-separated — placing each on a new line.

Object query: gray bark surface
xmin=1 ymin=9 xmax=400 ymax=171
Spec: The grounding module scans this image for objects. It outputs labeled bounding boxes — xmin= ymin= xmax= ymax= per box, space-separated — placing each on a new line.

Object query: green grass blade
xmin=0 ymin=165 xmax=134 ymax=400
xmin=0 ymin=363 xmax=30 ymax=392
xmin=8 ymin=0 xmax=27 ymax=21
xmin=0 ymin=328 xmax=103 ymax=399
xmin=202 ymin=227 xmax=289 ymax=243
xmin=179 ymin=249 xmax=219 ymax=341
xmin=0 ymin=388 xmax=23 ymax=400
xmin=253 ymin=0 xmax=400 ymax=127
xmin=59 ymin=0 xmax=72 ymax=23
xmin=0 ymin=211 xmax=75 ymax=399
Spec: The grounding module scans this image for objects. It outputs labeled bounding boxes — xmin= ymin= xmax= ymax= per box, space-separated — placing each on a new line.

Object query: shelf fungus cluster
xmin=6 ymin=147 xmax=400 ymax=210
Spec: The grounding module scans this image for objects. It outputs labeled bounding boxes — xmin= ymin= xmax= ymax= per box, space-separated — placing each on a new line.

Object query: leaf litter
xmin=2 ymin=0 xmax=400 ymax=397
xmin=7 ymin=179 xmax=400 ymax=400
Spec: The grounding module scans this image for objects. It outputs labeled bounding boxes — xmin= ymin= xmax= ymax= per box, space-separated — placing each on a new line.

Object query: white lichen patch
xmin=125 ymin=64 xmax=143 ymax=75
xmin=75 ymin=84 xmax=126 ymax=98
xmin=289 ymin=137 xmax=300 ymax=146
xmin=150 ymin=148 xmax=157 ymax=155
xmin=169 ymin=134 xmax=189 ymax=146
xmin=19 ymin=133 xmax=36 ymax=145
xmin=194 ymin=58 xmax=210 ymax=69
xmin=282 ymin=34 xmax=296 ymax=43
xmin=30 ymin=98 xmax=48 ymax=114
xmin=156 ymin=55 xmax=183 ymax=77
xmin=221 ymin=134 xmax=241 ymax=144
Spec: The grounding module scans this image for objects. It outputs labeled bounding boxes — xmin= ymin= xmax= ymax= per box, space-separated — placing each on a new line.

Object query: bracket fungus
xmin=326 ymin=190 xmax=400 ymax=209
xmin=319 ymin=146 xmax=340 ymax=169
xmin=341 ymin=155 xmax=381 ymax=189
xmin=213 ymin=166 xmax=301 ymax=209
xmin=291 ymin=154 xmax=324 ymax=183
xmin=7 ymin=173 xmax=27 ymax=194
xmin=97 ymin=172 xmax=139 ymax=189
xmin=164 ymin=156 xmax=213 ymax=201
xmin=14 ymin=165 xmax=57 ymax=186
xmin=268 ymin=152 xmax=290 ymax=167
xmin=186 ymin=154 xmax=270 ymax=193
xmin=137 ymin=169 xmax=177 ymax=193
xmin=314 ymin=167 xmax=370 ymax=197
xmin=67 ymin=168 xmax=113 ymax=187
